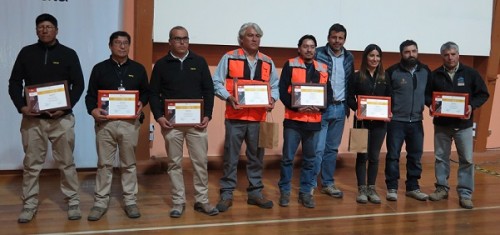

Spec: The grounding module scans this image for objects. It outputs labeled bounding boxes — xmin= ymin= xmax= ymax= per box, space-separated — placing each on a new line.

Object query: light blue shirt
xmin=328 ymin=47 xmax=345 ymax=101
xmin=213 ymin=50 xmax=279 ymax=101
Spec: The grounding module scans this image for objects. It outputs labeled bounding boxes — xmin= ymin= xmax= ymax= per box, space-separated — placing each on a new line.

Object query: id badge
xmin=457 ymin=77 xmax=465 ymax=86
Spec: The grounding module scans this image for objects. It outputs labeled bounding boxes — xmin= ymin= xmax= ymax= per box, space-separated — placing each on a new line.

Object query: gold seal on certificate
xmin=291 ymin=83 xmax=326 ymax=108
xmin=356 ymin=95 xmax=391 ymax=121
xmin=234 ymin=79 xmax=271 ymax=108
xmin=98 ymin=90 xmax=139 ymax=119
xmin=25 ymin=81 xmax=71 ymax=113
xmin=432 ymin=92 xmax=469 ymax=118
xmin=164 ymin=99 xmax=204 ymax=126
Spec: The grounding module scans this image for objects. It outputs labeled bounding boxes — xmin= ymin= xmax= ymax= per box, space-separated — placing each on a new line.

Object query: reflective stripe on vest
xmin=225 ymin=49 xmax=273 ymax=121
xmin=285 ymin=57 xmax=328 ymax=123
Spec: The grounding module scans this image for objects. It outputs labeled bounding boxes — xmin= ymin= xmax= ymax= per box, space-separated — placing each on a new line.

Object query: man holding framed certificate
xmin=277 ymin=35 xmax=330 ymax=208
xmin=85 ymin=31 xmax=150 ymax=221
xmin=426 ymin=42 xmax=489 ymax=209
xmin=8 ymin=13 xmax=85 ymax=223
xmin=213 ymin=23 xmax=279 ymax=212
xmin=384 ymin=40 xmax=432 ymax=202
xmin=150 ymin=26 xmax=218 ymax=218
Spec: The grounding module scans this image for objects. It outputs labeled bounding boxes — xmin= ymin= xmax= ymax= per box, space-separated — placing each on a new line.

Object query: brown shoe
xmin=247 ymin=196 xmax=273 ymax=209
xmin=194 ymin=202 xmax=219 ymax=216
xmin=216 ymin=198 xmax=233 ymax=212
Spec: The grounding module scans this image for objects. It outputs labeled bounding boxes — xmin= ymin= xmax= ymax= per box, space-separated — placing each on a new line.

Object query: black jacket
xmin=9 ymin=40 xmax=85 ymax=116
xmin=149 ymin=51 xmax=214 ymax=120
xmin=426 ymin=63 xmax=489 ymax=129
xmin=347 ymin=69 xmax=391 ymax=128
xmin=85 ymin=57 xmax=150 ymax=115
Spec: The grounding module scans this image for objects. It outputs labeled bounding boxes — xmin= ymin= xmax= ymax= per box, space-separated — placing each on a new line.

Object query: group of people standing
xmin=8 ymin=13 xmax=489 ymax=224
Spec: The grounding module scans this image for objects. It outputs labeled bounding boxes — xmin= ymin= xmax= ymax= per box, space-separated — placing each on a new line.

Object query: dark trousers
xmin=354 ymin=120 xmax=387 ymax=186
xmin=384 ymin=120 xmax=424 ymax=191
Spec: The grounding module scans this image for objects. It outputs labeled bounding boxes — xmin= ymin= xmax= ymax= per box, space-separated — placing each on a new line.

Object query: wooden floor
xmin=1 ymin=151 xmax=500 ymax=235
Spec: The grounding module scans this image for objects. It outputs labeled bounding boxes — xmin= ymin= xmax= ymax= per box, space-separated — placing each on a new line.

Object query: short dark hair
xmin=328 ymin=23 xmax=347 ymax=38
xmin=109 ymin=31 xmax=131 ymax=46
xmin=36 ymin=13 xmax=58 ymax=28
xmin=298 ymin=34 xmax=317 ymax=47
xmin=399 ymin=40 xmax=418 ymax=53
xmin=169 ymin=26 xmax=188 ymax=39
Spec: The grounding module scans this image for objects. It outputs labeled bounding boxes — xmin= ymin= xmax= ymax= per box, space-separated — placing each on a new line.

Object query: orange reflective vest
xmin=284 ymin=57 xmax=328 ymax=123
xmin=225 ymin=49 xmax=273 ymax=121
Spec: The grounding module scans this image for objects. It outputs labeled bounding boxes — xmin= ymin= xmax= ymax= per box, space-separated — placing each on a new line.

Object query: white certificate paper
xmin=237 ymin=84 xmax=269 ymax=105
xmin=293 ymin=85 xmax=325 ymax=106
xmin=363 ymin=98 xmax=389 ymax=118
xmin=168 ymin=102 xmax=201 ymax=124
xmin=438 ymin=95 xmax=466 ymax=116
xmin=107 ymin=93 xmax=136 ymax=116
xmin=30 ymin=84 xmax=68 ymax=111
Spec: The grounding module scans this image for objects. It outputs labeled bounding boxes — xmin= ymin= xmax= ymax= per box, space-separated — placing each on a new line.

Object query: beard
xmin=401 ymin=57 xmax=418 ymax=68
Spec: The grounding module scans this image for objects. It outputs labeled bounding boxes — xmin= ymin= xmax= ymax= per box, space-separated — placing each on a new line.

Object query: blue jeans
xmin=314 ymin=103 xmax=346 ymax=187
xmin=434 ymin=126 xmax=474 ymax=199
xmin=278 ymin=127 xmax=319 ymax=194
xmin=385 ymin=120 xmax=424 ymax=191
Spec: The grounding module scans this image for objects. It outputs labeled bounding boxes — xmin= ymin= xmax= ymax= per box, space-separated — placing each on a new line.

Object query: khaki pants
xmin=20 ymin=114 xmax=80 ymax=209
xmin=93 ymin=119 xmax=140 ymax=208
xmin=163 ymin=127 xmax=209 ymax=205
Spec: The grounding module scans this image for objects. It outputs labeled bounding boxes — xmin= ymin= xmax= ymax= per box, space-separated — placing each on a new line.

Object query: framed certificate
xmin=291 ymin=83 xmax=326 ymax=108
xmin=432 ymin=92 xmax=469 ymax=118
xmin=25 ymin=81 xmax=71 ymax=113
xmin=234 ymin=79 xmax=271 ymax=108
xmin=164 ymin=99 xmax=203 ymax=126
xmin=357 ymin=95 xmax=391 ymax=121
xmin=98 ymin=90 xmax=139 ymax=119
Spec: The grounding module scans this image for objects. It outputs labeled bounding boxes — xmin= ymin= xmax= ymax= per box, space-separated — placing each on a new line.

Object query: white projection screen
xmin=154 ymin=0 xmax=493 ymax=56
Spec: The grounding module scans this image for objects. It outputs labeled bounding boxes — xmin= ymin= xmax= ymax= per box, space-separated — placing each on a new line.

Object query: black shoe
xmin=279 ymin=192 xmax=290 ymax=207
xmin=194 ymin=202 xmax=219 ymax=216
xmin=216 ymin=198 xmax=233 ymax=212
xmin=247 ymin=196 xmax=273 ymax=209
xmin=169 ymin=204 xmax=185 ymax=218
xmin=125 ymin=204 xmax=141 ymax=218
xmin=298 ymin=193 xmax=315 ymax=208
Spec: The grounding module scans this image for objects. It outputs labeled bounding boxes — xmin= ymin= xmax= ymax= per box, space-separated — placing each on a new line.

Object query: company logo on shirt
xmin=190 ymin=67 xmax=197 ymax=71
xmin=52 ymin=61 xmax=60 ymax=64
xmin=128 ymin=74 xmax=134 ymax=78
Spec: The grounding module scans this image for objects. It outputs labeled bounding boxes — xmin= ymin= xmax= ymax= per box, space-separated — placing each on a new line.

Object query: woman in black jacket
xmin=347 ymin=44 xmax=391 ymax=204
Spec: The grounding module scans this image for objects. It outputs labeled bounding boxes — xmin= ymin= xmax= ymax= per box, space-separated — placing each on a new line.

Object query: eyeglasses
xmin=113 ymin=40 xmax=130 ymax=46
xmin=170 ymin=37 xmax=189 ymax=43
xmin=36 ymin=25 xmax=56 ymax=31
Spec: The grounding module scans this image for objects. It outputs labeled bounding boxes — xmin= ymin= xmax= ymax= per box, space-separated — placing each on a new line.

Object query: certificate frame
xmin=356 ymin=95 xmax=391 ymax=121
xmin=291 ymin=83 xmax=327 ymax=108
xmin=233 ymin=79 xmax=271 ymax=108
xmin=24 ymin=80 xmax=71 ymax=113
xmin=98 ymin=90 xmax=139 ymax=119
xmin=431 ymin=91 xmax=469 ymax=118
xmin=164 ymin=99 xmax=204 ymax=126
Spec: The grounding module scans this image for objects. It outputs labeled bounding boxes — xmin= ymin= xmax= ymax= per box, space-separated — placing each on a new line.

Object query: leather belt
xmin=332 ymin=100 xmax=344 ymax=105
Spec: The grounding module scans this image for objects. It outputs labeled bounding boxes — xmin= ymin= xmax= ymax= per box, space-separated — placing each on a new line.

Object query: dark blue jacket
xmin=315 ymin=44 xmax=354 ymax=117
